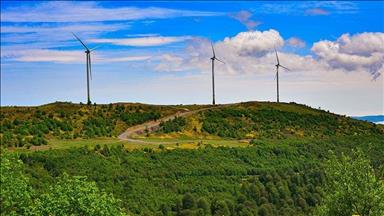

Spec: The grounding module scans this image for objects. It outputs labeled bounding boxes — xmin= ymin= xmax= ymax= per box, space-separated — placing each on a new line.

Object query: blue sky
xmin=1 ymin=1 xmax=383 ymax=116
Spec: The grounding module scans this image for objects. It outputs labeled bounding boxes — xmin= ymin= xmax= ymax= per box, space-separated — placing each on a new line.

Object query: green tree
xmin=258 ymin=203 xmax=273 ymax=216
xmin=316 ymin=150 xmax=384 ymax=216
xmin=197 ymin=197 xmax=210 ymax=214
xmin=36 ymin=173 xmax=125 ymax=216
xmin=182 ymin=193 xmax=196 ymax=209
xmin=212 ymin=200 xmax=230 ymax=216
xmin=0 ymin=150 xmax=34 ymax=215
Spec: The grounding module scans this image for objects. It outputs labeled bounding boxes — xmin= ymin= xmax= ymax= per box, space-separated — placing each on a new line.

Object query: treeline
xmin=17 ymin=134 xmax=384 ymax=215
xmin=0 ymin=103 xmax=176 ymax=147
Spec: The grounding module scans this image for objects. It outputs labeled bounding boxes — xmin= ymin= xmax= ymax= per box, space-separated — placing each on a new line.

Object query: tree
xmin=36 ymin=173 xmax=125 ymax=216
xmin=316 ymin=149 xmax=384 ymax=216
xmin=258 ymin=203 xmax=273 ymax=216
xmin=0 ymin=150 xmax=34 ymax=215
xmin=212 ymin=200 xmax=230 ymax=216
xmin=197 ymin=197 xmax=210 ymax=214
xmin=182 ymin=193 xmax=196 ymax=209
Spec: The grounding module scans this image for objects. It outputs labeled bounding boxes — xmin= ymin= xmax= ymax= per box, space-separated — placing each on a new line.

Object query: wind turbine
xmin=274 ymin=47 xmax=290 ymax=103
xmin=210 ymin=43 xmax=225 ymax=105
xmin=72 ymin=33 xmax=100 ymax=105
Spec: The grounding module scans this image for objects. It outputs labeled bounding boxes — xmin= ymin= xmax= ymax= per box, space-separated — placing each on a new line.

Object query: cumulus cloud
xmin=312 ymin=32 xmax=384 ymax=78
xmin=90 ymin=36 xmax=192 ymax=47
xmin=305 ymin=8 xmax=330 ymax=16
xmin=154 ymin=29 xmax=382 ymax=82
xmin=286 ymin=37 xmax=306 ymax=48
xmin=230 ymin=10 xmax=261 ymax=30
xmin=221 ymin=29 xmax=284 ymax=56
xmin=155 ymin=29 xmax=320 ymax=76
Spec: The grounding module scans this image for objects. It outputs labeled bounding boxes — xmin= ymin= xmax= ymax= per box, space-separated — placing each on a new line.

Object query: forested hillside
xmin=16 ymin=135 xmax=384 ymax=215
xmin=0 ymin=102 xmax=207 ymax=148
xmin=154 ymin=102 xmax=383 ymax=139
xmin=1 ymin=101 xmax=383 ymax=215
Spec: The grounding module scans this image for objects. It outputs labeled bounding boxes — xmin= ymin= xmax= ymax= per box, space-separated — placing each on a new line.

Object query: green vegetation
xmin=200 ymin=103 xmax=381 ymax=139
xmin=0 ymin=102 xmax=194 ymax=148
xmin=1 ymin=101 xmax=383 ymax=215
xmin=159 ymin=116 xmax=187 ymax=133
xmin=316 ymin=150 xmax=384 ymax=216
xmin=13 ymin=134 xmax=383 ymax=215
xmin=1 ymin=151 xmax=33 ymax=215
xmin=1 ymin=150 xmax=125 ymax=215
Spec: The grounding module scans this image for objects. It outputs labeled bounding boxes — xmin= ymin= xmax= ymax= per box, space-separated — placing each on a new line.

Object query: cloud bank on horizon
xmin=1 ymin=1 xmax=383 ymax=116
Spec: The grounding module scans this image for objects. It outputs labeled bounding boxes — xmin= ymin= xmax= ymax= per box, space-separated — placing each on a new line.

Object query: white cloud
xmin=0 ymin=23 xmax=129 ymax=52
xmin=1 ymin=2 xmax=222 ymax=22
xmin=99 ymin=56 xmax=152 ymax=63
xmin=312 ymin=32 xmax=384 ymax=78
xmin=221 ymin=29 xmax=284 ymax=56
xmin=286 ymin=37 xmax=306 ymax=48
xmin=154 ymin=30 xmax=383 ymax=83
xmin=256 ymin=1 xmax=357 ymax=15
xmin=155 ymin=54 xmax=186 ymax=72
xmin=9 ymin=50 xmax=84 ymax=63
xmin=230 ymin=10 xmax=261 ymax=30
xmin=90 ymin=36 xmax=192 ymax=47
xmin=2 ymin=49 xmax=152 ymax=64
xmin=305 ymin=8 xmax=330 ymax=16
xmin=337 ymin=32 xmax=384 ymax=55
xmin=154 ymin=30 xmax=318 ymax=77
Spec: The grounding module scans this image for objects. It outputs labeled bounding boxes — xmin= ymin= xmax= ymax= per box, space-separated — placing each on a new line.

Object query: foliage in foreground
xmin=316 ymin=150 xmax=384 ymax=216
xmin=0 ymin=150 xmax=125 ymax=216
xmin=0 ymin=151 xmax=33 ymax=215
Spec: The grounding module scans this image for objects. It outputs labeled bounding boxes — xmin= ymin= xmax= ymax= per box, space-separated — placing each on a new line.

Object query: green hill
xmin=0 ymin=102 xmax=210 ymax=148
xmin=154 ymin=101 xmax=383 ymax=140
xmin=1 ymin=101 xmax=384 ymax=215
xmin=1 ymin=101 xmax=383 ymax=149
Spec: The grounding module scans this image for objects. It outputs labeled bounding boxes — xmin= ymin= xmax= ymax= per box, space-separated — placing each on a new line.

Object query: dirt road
xmin=118 ymin=108 xmax=203 ymax=141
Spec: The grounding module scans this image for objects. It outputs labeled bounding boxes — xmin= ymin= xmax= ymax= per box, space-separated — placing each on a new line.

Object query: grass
xmin=12 ymin=137 xmax=250 ymax=153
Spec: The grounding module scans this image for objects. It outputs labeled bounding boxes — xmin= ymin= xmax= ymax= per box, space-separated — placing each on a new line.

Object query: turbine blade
xmin=280 ymin=65 xmax=290 ymax=71
xmin=274 ymin=47 xmax=280 ymax=64
xmin=90 ymin=44 xmax=103 ymax=51
xmin=214 ymin=57 xmax=225 ymax=64
xmin=274 ymin=67 xmax=278 ymax=80
xmin=72 ymin=32 xmax=89 ymax=50
xmin=211 ymin=42 xmax=216 ymax=57
xmin=88 ymin=54 xmax=92 ymax=80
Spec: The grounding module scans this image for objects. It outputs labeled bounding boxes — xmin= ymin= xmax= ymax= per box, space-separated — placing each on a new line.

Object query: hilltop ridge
xmin=1 ymin=101 xmax=383 ymax=149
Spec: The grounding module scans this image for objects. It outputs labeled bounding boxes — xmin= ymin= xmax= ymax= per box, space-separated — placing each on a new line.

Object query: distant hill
xmin=353 ymin=115 xmax=384 ymax=124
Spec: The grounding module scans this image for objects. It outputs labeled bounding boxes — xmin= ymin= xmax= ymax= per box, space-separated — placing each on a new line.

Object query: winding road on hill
xmin=117 ymin=109 xmax=200 ymax=142
xmin=117 ymin=106 xmax=219 ymax=143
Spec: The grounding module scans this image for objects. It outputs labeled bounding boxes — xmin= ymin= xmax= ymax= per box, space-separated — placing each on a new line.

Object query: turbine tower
xmin=210 ymin=43 xmax=225 ymax=105
xmin=274 ymin=48 xmax=290 ymax=103
xmin=72 ymin=33 xmax=100 ymax=105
